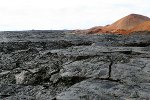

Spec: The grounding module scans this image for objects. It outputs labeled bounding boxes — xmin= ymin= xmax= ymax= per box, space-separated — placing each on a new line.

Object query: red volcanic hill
xmin=128 ymin=21 xmax=150 ymax=33
xmin=86 ymin=26 xmax=106 ymax=34
xmin=74 ymin=26 xmax=104 ymax=34
xmin=85 ymin=14 xmax=150 ymax=34
xmin=105 ymin=14 xmax=150 ymax=31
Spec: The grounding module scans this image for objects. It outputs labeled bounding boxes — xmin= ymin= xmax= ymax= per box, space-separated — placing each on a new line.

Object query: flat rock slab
xmin=51 ymin=46 xmax=150 ymax=57
xmin=56 ymin=79 xmax=150 ymax=100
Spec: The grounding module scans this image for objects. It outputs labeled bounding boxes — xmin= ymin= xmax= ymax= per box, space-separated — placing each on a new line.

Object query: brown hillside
xmin=75 ymin=14 xmax=150 ymax=34
xmin=105 ymin=14 xmax=150 ymax=31
xmin=86 ymin=14 xmax=150 ymax=34
xmin=74 ymin=26 xmax=104 ymax=34
xmin=87 ymin=26 xmax=104 ymax=34
xmin=128 ymin=21 xmax=150 ymax=33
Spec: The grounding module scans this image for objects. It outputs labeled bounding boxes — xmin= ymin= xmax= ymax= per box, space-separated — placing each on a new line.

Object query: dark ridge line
xmin=94 ymin=77 xmax=122 ymax=83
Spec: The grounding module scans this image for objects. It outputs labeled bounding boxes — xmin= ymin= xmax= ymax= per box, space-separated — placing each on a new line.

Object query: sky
xmin=0 ymin=0 xmax=150 ymax=31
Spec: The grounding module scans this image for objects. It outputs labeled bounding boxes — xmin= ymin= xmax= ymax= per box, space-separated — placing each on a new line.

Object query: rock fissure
xmin=108 ymin=61 xmax=113 ymax=79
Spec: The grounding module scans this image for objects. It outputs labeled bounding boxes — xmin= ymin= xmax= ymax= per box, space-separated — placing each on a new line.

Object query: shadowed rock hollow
xmin=0 ymin=30 xmax=150 ymax=100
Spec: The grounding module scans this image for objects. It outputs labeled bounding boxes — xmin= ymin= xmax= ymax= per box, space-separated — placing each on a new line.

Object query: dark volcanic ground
xmin=0 ymin=30 xmax=150 ymax=100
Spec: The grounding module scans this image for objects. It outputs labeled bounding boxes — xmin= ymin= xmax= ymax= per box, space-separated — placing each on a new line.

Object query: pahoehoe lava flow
xmin=0 ymin=30 xmax=150 ymax=100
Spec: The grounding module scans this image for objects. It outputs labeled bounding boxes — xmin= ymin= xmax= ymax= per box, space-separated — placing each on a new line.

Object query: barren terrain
xmin=0 ymin=30 xmax=150 ymax=100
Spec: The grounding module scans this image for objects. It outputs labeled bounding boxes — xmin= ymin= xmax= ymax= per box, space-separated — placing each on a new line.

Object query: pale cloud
xmin=0 ymin=0 xmax=149 ymax=30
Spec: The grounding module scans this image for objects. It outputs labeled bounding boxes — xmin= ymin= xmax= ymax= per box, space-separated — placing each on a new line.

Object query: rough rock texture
xmin=0 ymin=30 xmax=150 ymax=100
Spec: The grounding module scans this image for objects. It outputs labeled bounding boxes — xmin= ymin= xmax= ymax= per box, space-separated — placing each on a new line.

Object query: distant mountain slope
xmin=84 ymin=14 xmax=150 ymax=34
xmin=105 ymin=14 xmax=150 ymax=31
xmin=74 ymin=14 xmax=150 ymax=34
xmin=128 ymin=21 xmax=150 ymax=33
